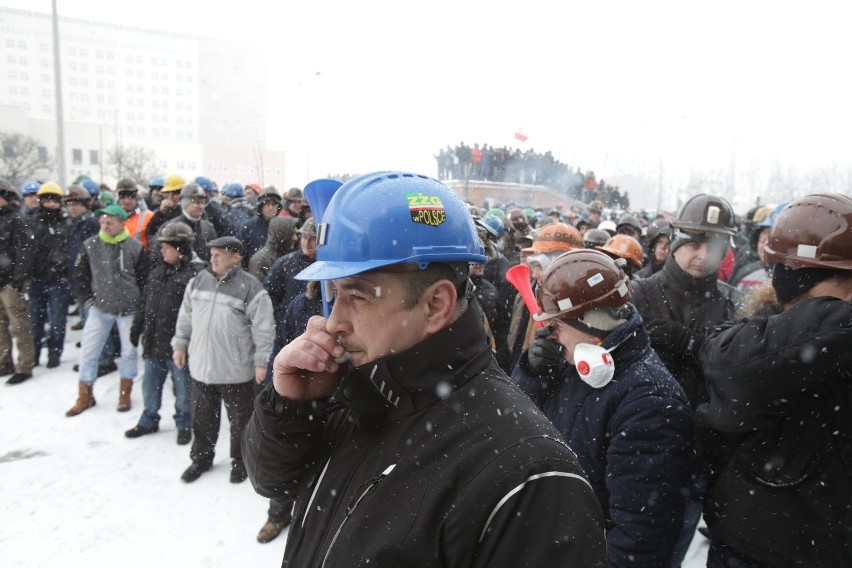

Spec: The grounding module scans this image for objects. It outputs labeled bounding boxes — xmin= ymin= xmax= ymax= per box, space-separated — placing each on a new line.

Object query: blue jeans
xmin=138 ymin=358 xmax=191 ymax=431
xmin=78 ymin=306 xmax=137 ymax=385
xmin=28 ymin=280 xmax=70 ymax=359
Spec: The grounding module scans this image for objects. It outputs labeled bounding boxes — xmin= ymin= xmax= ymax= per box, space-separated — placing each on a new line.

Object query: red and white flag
xmin=514 ymin=130 xmax=528 ymax=142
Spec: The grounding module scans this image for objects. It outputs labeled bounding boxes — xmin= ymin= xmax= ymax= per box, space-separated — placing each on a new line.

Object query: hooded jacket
xmin=172 ymin=265 xmax=274 ymax=384
xmin=243 ymin=305 xmax=607 ymax=568
xmin=513 ymin=305 xmax=693 ymax=567
xmin=698 ymin=297 xmax=852 ymax=567
xmin=248 ymin=216 xmax=298 ymax=282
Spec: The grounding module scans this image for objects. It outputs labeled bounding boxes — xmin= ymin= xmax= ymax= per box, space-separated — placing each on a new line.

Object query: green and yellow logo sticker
xmin=406 ymin=192 xmax=446 ymax=227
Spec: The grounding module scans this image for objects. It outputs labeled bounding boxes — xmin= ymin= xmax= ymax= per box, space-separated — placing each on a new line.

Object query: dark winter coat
xmin=205 ymin=200 xmax=233 ymax=237
xmin=225 ymin=199 xmax=255 ymax=237
xmin=131 ymin=255 xmax=202 ymax=360
xmin=238 ymin=215 xmax=271 ymax=269
xmin=630 ymin=255 xmax=741 ymax=407
xmin=67 ymin=212 xmax=99 ymax=280
xmin=145 ymin=205 xmax=181 ymax=244
xmin=698 ymin=297 xmax=852 ymax=568
xmin=161 ymin=215 xmax=217 ymax=262
xmin=242 ymin=305 xmax=607 ymax=568
xmin=248 ymin=216 xmax=298 ymax=282
xmin=74 ymin=233 xmax=149 ymax=316
xmin=30 ymin=207 xmax=73 ymax=284
xmin=263 ymin=289 xmax=322 ymax=385
xmin=0 ymin=203 xmax=35 ymax=289
xmin=513 ymin=305 xmax=693 ymax=567
xmin=263 ymin=249 xmax=313 ymax=323
xmin=483 ymin=252 xmax=516 ymax=373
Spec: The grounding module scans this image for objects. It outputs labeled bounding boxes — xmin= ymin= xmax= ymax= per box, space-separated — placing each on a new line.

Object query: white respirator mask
xmin=573 ymin=343 xmax=616 ymax=388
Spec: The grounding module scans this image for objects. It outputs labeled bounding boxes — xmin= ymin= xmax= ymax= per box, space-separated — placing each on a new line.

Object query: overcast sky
xmin=6 ymin=1 xmax=852 ymax=208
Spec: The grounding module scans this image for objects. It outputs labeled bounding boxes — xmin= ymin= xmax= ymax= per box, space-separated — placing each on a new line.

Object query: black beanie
xmin=771 ymin=263 xmax=844 ymax=303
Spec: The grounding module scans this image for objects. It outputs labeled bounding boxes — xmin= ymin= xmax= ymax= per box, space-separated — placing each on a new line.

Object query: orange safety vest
xmin=125 ymin=210 xmax=154 ymax=251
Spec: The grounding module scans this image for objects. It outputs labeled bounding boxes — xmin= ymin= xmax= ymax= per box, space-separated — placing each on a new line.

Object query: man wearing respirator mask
xmin=512 ymin=249 xmax=693 ymax=567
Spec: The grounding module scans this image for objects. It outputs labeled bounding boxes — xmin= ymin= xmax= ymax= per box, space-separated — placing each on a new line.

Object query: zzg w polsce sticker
xmin=406 ymin=192 xmax=446 ymax=227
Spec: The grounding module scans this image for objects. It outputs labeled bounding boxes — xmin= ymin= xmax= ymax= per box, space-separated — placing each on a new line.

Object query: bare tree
xmin=108 ymin=142 xmax=158 ymax=184
xmin=0 ymin=131 xmax=53 ymax=186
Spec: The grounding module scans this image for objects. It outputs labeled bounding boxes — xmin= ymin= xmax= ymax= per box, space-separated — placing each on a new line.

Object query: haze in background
xmin=4 ymin=0 xmax=851 ymax=212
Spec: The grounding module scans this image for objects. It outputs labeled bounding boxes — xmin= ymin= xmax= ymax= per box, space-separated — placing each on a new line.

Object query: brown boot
xmin=118 ymin=378 xmax=133 ymax=412
xmin=66 ymin=382 xmax=96 ymax=417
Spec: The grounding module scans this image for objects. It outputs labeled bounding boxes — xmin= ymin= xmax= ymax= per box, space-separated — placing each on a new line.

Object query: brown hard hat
xmin=763 ymin=193 xmax=852 ymax=270
xmin=596 ymin=234 xmax=645 ymax=268
xmin=64 ymin=185 xmax=91 ymax=203
xmin=535 ymin=249 xmax=633 ymax=321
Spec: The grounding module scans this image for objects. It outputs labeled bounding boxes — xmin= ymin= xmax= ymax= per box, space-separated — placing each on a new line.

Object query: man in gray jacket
xmin=67 ymin=204 xmax=150 ymax=416
xmin=172 ymin=236 xmax=274 ymax=484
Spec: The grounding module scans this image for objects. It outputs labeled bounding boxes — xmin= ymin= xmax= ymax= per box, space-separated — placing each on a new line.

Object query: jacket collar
xmin=601 ymin=304 xmax=651 ymax=369
xmin=335 ymin=303 xmax=493 ymax=427
xmin=661 ymin=254 xmax=719 ymax=294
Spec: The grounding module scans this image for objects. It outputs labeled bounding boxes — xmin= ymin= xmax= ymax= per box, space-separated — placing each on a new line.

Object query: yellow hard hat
xmin=162 ymin=174 xmax=186 ymax=193
xmin=37 ymin=181 xmax=63 ymax=197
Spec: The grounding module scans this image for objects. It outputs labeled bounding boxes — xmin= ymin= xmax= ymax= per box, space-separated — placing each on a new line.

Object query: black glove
xmin=645 ymin=320 xmax=703 ymax=361
xmin=11 ymin=278 xmax=26 ymax=293
xmin=524 ymin=327 xmax=564 ymax=376
xmin=129 ymin=323 xmax=141 ymax=347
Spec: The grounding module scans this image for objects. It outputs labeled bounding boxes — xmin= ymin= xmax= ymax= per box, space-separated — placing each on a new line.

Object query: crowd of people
xmin=434 ymin=142 xmax=630 ymax=207
xmin=0 ymin=169 xmax=849 ymax=567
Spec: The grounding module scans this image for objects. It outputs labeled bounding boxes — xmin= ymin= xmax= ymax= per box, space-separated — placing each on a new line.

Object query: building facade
xmin=0 ymin=6 xmax=286 ymax=188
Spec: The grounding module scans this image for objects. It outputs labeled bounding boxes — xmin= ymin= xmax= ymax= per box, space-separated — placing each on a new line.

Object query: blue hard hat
xmin=80 ymin=179 xmax=100 ymax=197
xmin=149 ymin=177 xmax=165 ymax=189
xmin=223 ymin=182 xmax=245 ymax=198
xmin=194 ymin=176 xmax=215 ymax=194
xmin=296 ymin=171 xmax=486 ymax=281
xmin=484 ymin=215 xmax=505 ymax=238
xmin=20 ymin=179 xmax=41 ymax=196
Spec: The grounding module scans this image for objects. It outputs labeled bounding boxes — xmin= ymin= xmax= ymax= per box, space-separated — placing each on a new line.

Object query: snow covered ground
xmin=1 ymin=324 xmax=709 ymax=567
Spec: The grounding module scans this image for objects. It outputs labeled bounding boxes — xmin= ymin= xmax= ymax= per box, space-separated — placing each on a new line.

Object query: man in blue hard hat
xmin=242 ymin=171 xmax=606 ymax=566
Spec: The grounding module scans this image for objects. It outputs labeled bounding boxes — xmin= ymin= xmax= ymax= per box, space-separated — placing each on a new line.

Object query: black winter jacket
xmin=263 ymin=250 xmax=313 ymax=323
xmin=0 ymin=204 xmax=35 ymax=289
xmin=630 ymin=255 xmax=741 ymax=407
xmin=698 ymin=297 xmax=852 ymax=568
xmin=30 ymin=207 xmax=72 ymax=284
xmin=243 ymin=305 xmax=607 ymax=568
xmin=132 ymin=255 xmax=203 ymax=360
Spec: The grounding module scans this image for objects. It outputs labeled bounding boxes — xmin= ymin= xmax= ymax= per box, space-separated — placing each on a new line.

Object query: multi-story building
xmin=0 ymin=6 xmax=286 ymax=188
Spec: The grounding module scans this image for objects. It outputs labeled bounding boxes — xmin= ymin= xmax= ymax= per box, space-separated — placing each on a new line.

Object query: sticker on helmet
xmin=587 ymin=273 xmax=604 ymax=287
xmin=617 ymin=283 xmax=629 ymax=297
xmin=706 ymin=205 xmax=720 ymax=224
xmin=557 ymin=297 xmax=573 ymax=311
xmin=406 ymin=192 xmax=446 ymax=227
xmin=797 ymin=244 xmax=818 ymax=258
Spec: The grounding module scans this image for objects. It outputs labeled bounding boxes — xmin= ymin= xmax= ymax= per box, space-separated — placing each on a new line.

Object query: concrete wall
xmin=443 ymin=179 xmax=583 ymax=211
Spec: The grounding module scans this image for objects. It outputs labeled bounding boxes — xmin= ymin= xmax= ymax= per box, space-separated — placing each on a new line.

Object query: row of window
xmin=209 ymin=164 xmax=282 ymax=175
xmin=71 ymin=149 xmax=99 ymax=166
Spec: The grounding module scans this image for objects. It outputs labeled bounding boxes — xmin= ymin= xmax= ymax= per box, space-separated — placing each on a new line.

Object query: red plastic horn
xmin=505 ymin=264 xmax=544 ymax=328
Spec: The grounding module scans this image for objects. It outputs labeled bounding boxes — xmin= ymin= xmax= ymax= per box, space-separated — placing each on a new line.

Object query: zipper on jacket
xmin=321 ymin=463 xmax=395 ymax=568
